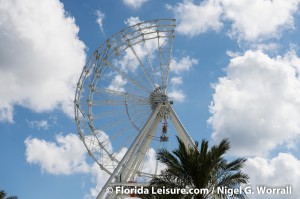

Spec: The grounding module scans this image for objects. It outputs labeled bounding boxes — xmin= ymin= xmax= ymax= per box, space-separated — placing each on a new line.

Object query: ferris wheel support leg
xmin=97 ymin=104 xmax=162 ymax=199
xmin=168 ymin=105 xmax=195 ymax=148
xmin=123 ymin=115 xmax=161 ymax=181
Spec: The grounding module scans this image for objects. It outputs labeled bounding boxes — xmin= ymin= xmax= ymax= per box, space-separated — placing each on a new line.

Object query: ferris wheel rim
xmin=74 ymin=18 xmax=177 ymax=177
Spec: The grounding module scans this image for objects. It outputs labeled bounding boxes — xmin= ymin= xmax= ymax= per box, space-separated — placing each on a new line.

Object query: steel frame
xmin=74 ymin=19 xmax=195 ymax=199
xmin=97 ymin=103 xmax=195 ymax=199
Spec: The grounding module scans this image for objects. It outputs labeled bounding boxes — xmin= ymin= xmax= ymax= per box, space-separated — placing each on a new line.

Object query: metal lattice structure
xmin=74 ymin=19 xmax=194 ymax=199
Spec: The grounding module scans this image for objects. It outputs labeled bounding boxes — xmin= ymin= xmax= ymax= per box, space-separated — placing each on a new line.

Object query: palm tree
xmin=0 ymin=191 xmax=5 ymax=199
xmin=141 ymin=137 xmax=249 ymax=199
xmin=0 ymin=190 xmax=17 ymax=199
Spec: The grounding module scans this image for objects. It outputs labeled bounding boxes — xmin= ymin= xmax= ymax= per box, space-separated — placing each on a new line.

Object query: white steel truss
xmin=97 ymin=102 xmax=194 ymax=199
xmin=74 ymin=19 xmax=195 ymax=199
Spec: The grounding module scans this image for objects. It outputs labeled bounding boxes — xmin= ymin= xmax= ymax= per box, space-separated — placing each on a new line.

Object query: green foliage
xmin=0 ymin=190 xmax=17 ymax=199
xmin=141 ymin=137 xmax=249 ymax=199
xmin=0 ymin=191 xmax=5 ymax=199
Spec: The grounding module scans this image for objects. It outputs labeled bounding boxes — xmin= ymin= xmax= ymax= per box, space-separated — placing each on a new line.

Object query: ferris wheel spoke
xmin=126 ymin=107 xmax=151 ymax=126
xmin=98 ymin=109 xmax=149 ymax=138
xmin=129 ymin=43 xmax=156 ymax=89
xmin=93 ymin=88 xmax=148 ymax=101
xmin=121 ymin=32 xmax=156 ymax=90
xmin=164 ymin=32 xmax=174 ymax=93
xmin=142 ymin=37 xmax=160 ymax=85
xmin=102 ymin=125 xmax=136 ymax=146
xmin=88 ymin=132 xmax=121 ymax=165
xmin=157 ymin=33 xmax=165 ymax=89
xmin=103 ymin=59 xmax=152 ymax=93
xmin=95 ymin=116 xmax=132 ymax=132
xmin=91 ymin=99 xmax=148 ymax=106
xmin=91 ymin=110 xmax=125 ymax=120
xmin=103 ymin=124 xmax=148 ymax=150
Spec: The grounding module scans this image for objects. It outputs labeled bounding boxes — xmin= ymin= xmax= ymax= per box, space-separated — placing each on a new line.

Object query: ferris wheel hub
xmin=149 ymin=87 xmax=169 ymax=110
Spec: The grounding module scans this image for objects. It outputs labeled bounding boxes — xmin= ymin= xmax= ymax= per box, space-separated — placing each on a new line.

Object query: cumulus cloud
xmin=209 ymin=50 xmax=300 ymax=156
xmin=142 ymin=148 xmax=166 ymax=174
xmin=122 ymin=0 xmax=149 ymax=9
xmin=85 ymin=147 xmax=163 ymax=198
xmin=28 ymin=119 xmax=49 ymax=130
xmin=170 ymin=56 xmax=198 ymax=74
xmin=167 ymin=0 xmax=300 ymax=41
xmin=0 ymin=106 xmax=14 ymax=123
xmin=95 ymin=10 xmax=105 ymax=34
xmin=108 ymin=74 xmax=127 ymax=92
xmin=170 ymin=77 xmax=183 ymax=86
xmin=244 ymin=153 xmax=300 ymax=199
xmin=25 ymin=132 xmax=124 ymax=198
xmin=167 ymin=0 xmax=223 ymax=36
xmin=25 ymin=133 xmax=171 ymax=198
xmin=222 ymin=0 xmax=300 ymax=41
xmin=85 ymin=163 xmax=110 ymax=199
xmin=124 ymin=16 xmax=142 ymax=26
xmin=284 ymin=49 xmax=300 ymax=73
xmin=25 ymin=134 xmax=89 ymax=175
xmin=168 ymin=90 xmax=186 ymax=103
xmin=250 ymin=43 xmax=280 ymax=53
xmin=0 ymin=0 xmax=86 ymax=122
xmin=168 ymin=56 xmax=198 ymax=103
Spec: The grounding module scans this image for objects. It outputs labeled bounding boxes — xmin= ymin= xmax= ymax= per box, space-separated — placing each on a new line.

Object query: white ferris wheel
xmin=74 ymin=19 xmax=194 ymax=199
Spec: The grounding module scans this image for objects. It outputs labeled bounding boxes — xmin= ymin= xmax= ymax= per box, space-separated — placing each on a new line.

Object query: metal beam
xmin=124 ymin=115 xmax=161 ymax=181
xmin=168 ymin=104 xmax=195 ymax=148
xmin=97 ymin=104 xmax=162 ymax=199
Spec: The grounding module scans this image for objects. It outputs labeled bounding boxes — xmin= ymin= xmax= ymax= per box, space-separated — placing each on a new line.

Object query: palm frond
xmin=148 ymin=137 xmax=249 ymax=199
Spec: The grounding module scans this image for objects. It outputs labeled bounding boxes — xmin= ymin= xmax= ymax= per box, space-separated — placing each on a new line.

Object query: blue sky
xmin=1 ymin=0 xmax=300 ymax=198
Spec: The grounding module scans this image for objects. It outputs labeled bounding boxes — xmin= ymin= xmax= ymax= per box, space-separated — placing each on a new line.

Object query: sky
xmin=1 ymin=0 xmax=300 ymax=198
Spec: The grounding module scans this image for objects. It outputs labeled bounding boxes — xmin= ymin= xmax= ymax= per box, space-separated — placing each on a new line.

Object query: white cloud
xmin=85 ymin=147 xmax=162 ymax=199
xmin=25 ymin=131 xmax=122 ymax=198
xmin=142 ymin=148 xmax=166 ymax=174
xmin=168 ymin=89 xmax=186 ymax=103
xmin=168 ymin=56 xmax=198 ymax=103
xmin=284 ymin=49 xmax=300 ymax=74
xmin=142 ymin=148 xmax=158 ymax=174
xmin=170 ymin=56 xmax=198 ymax=74
xmin=251 ymin=43 xmax=280 ymax=53
xmin=0 ymin=0 xmax=86 ymax=122
xmin=87 ymin=148 xmax=165 ymax=198
xmin=25 ymin=134 xmax=89 ymax=175
xmin=85 ymin=163 xmax=110 ymax=199
xmin=222 ymin=0 xmax=300 ymax=41
xmin=24 ymin=133 xmax=166 ymax=198
xmin=167 ymin=0 xmax=300 ymax=41
xmin=122 ymin=0 xmax=149 ymax=9
xmin=226 ymin=50 xmax=242 ymax=58
xmin=124 ymin=16 xmax=142 ymax=27
xmin=95 ymin=10 xmax=105 ymax=34
xmin=244 ymin=153 xmax=300 ymax=199
xmin=170 ymin=76 xmax=183 ymax=85
xmin=227 ymin=43 xmax=280 ymax=57
xmin=167 ymin=0 xmax=223 ymax=36
xmin=108 ymin=74 xmax=127 ymax=92
xmin=209 ymin=50 xmax=300 ymax=156
xmin=28 ymin=119 xmax=49 ymax=130
xmin=0 ymin=105 xmax=13 ymax=123
xmin=85 ymin=147 xmax=128 ymax=198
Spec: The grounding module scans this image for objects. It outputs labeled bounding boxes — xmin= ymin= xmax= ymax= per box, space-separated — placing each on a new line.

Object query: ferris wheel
xmin=74 ymin=19 xmax=194 ymax=199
